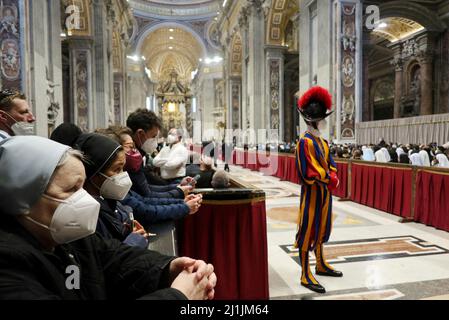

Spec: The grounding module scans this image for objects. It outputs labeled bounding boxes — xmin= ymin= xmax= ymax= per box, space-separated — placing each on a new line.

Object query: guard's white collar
xmin=306 ymin=125 xmax=321 ymax=137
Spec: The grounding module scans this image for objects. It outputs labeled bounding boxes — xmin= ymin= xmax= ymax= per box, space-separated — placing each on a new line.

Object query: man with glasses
xmin=0 ymin=89 xmax=35 ymax=140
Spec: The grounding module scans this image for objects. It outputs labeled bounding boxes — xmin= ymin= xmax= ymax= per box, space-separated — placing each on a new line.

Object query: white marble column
xmin=92 ymin=0 xmax=114 ymax=128
xmin=246 ymin=0 xmax=265 ymax=132
xmin=25 ymin=0 xmax=64 ymax=137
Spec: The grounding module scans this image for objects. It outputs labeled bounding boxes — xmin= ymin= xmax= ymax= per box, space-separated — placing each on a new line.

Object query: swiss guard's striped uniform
xmin=295 ymin=132 xmax=338 ymax=288
xmin=294 ymin=86 xmax=343 ymax=294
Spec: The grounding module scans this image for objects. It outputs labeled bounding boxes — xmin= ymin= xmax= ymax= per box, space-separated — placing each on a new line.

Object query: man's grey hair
xmin=211 ymin=170 xmax=230 ymax=189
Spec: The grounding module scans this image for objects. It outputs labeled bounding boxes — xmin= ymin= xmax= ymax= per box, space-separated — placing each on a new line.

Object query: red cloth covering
xmin=274 ymin=154 xmax=285 ymax=180
xmin=284 ymin=155 xmax=300 ymax=184
xmin=246 ymin=151 xmax=258 ymax=171
xmin=414 ymin=170 xmax=449 ymax=232
xmin=333 ymin=162 xmax=348 ymax=198
xmin=178 ymin=201 xmax=269 ymax=300
xmin=350 ymin=163 xmax=412 ymax=217
xmin=233 ymin=150 xmax=246 ymax=167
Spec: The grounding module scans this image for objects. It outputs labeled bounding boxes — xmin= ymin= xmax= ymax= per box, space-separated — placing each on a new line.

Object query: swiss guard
xmin=294 ymin=86 xmax=343 ymax=294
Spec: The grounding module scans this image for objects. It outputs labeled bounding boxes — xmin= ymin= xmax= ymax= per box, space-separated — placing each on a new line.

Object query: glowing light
xmin=127 ymin=55 xmax=140 ymax=62
xmin=378 ymin=22 xmax=387 ymax=28
xmin=168 ymin=102 xmax=176 ymax=113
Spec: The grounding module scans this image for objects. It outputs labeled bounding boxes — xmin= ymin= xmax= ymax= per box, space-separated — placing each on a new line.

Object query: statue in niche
xmin=209 ymin=23 xmax=220 ymax=48
xmin=410 ymin=68 xmax=421 ymax=115
xmin=400 ymin=67 xmax=421 ymax=117
xmin=216 ymin=83 xmax=224 ymax=111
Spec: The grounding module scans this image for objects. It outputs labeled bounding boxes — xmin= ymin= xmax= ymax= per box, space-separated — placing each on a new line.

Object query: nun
xmin=0 ymin=136 xmax=216 ymax=300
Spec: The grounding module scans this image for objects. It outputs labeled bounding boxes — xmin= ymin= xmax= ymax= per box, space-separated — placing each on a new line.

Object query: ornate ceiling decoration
xmin=372 ymin=17 xmax=425 ymax=43
xmin=129 ymin=0 xmax=220 ymax=19
xmin=266 ymin=0 xmax=298 ymax=46
xmin=141 ymin=27 xmax=204 ymax=83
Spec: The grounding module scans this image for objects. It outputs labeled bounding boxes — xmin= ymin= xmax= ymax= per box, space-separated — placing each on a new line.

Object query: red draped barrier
xmin=350 ymin=163 xmax=412 ymax=217
xmin=414 ymin=170 xmax=449 ymax=232
xmin=283 ymin=156 xmax=300 ymax=184
xmin=231 ymin=151 xmax=300 ymax=184
xmin=333 ymin=162 xmax=348 ymax=198
xmin=274 ymin=154 xmax=285 ymax=180
xmin=178 ymin=200 xmax=269 ymax=300
xmin=246 ymin=151 xmax=258 ymax=171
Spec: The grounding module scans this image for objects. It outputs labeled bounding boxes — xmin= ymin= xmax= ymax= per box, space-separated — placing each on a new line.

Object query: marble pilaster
xmin=265 ymin=45 xmax=285 ymax=140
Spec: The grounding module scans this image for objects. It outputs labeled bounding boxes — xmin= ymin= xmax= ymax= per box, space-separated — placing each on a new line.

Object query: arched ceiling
xmin=141 ymin=27 xmax=204 ymax=83
xmin=372 ymin=17 xmax=425 ymax=43
xmin=129 ymin=0 xmax=220 ymax=19
xmin=266 ymin=0 xmax=299 ymax=46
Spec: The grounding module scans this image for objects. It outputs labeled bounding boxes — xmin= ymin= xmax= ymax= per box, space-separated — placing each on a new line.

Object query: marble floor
xmin=225 ymin=164 xmax=449 ymax=300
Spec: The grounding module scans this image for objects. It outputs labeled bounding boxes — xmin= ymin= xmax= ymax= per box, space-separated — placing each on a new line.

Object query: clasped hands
xmin=169 ymin=257 xmax=217 ymax=300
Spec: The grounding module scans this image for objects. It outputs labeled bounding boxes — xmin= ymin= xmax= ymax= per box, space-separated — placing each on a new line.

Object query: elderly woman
xmin=0 ymin=136 xmax=216 ymax=300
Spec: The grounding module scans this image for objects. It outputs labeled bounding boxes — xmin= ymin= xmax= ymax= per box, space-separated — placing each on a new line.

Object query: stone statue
xmin=410 ymin=70 xmax=421 ymax=115
xmin=46 ymin=67 xmax=60 ymax=127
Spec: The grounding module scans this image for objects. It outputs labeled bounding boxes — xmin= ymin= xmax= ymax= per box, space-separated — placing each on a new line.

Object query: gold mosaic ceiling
xmin=141 ymin=27 xmax=204 ymax=83
xmin=372 ymin=17 xmax=425 ymax=43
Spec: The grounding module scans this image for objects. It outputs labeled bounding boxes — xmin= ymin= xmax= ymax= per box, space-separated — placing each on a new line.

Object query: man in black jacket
xmin=0 ymin=136 xmax=216 ymax=300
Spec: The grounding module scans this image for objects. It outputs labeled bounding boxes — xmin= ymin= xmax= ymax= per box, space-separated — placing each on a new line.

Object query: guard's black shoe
xmin=301 ymin=282 xmax=326 ymax=294
xmin=316 ymin=269 xmax=343 ymax=277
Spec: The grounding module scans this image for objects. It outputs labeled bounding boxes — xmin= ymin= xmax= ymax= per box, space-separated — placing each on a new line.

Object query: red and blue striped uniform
xmin=294 ymin=132 xmax=338 ymax=286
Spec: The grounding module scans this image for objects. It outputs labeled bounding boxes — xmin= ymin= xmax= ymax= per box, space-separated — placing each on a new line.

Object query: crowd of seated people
xmin=330 ymin=138 xmax=449 ymax=168
xmin=0 ymin=91 xmax=217 ymax=300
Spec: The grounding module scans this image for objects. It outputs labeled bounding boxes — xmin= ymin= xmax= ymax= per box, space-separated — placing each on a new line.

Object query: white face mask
xmin=26 ymin=189 xmax=100 ymax=244
xmin=142 ymin=137 xmax=158 ymax=154
xmin=99 ymin=171 xmax=132 ymax=201
xmin=167 ymin=134 xmax=178 ymax=144
xmin=2 ymin=111 xmax=35 ymax=135
xmin=11 ymin=122 xmax=35 ymax=135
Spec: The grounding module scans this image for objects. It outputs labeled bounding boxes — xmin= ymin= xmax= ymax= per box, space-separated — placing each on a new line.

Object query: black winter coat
xmin=0 ymin=215 xmax=187 ymax=300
